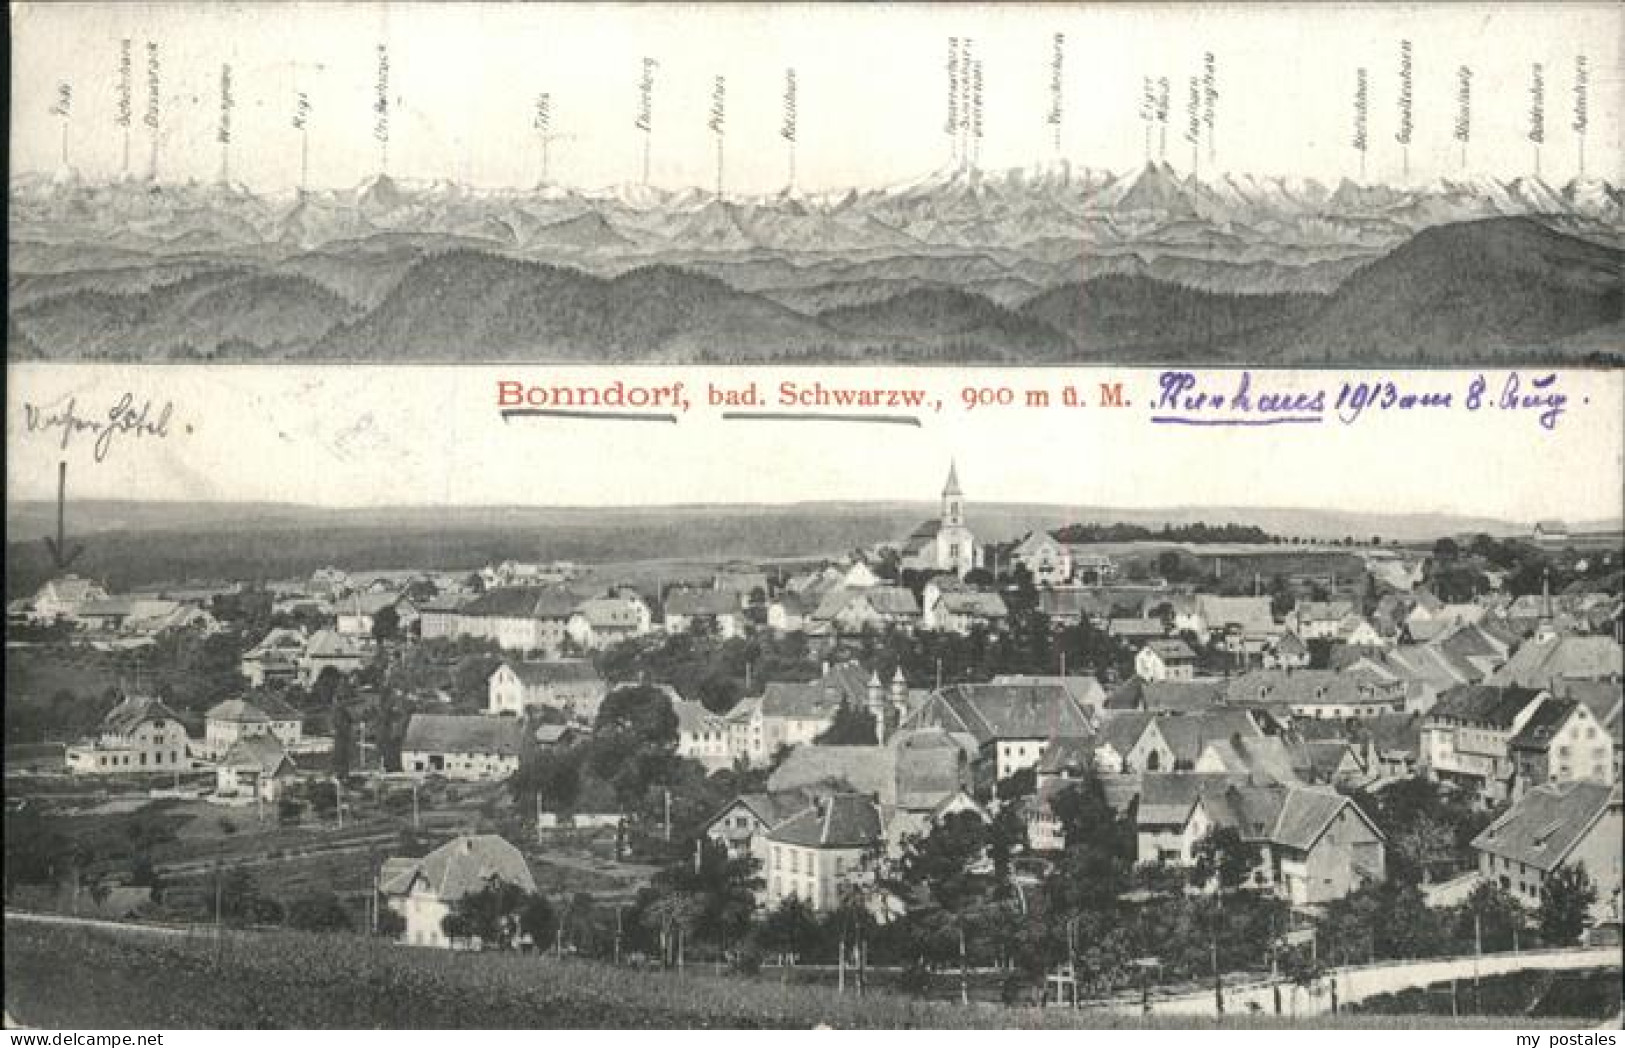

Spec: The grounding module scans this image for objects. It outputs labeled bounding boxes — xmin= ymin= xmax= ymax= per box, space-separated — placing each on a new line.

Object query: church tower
xmin=942 ymin=461 xmax=964 ymax=528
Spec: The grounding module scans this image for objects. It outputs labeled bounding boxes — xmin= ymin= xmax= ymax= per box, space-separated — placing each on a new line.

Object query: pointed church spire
xmin=943 ymin=460 xmax=962 ymax=498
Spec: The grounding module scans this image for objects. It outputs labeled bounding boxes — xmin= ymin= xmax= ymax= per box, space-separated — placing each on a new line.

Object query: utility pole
xmin=614 ymin=906 xmax=623 ymax=965
xmin=664 ymin=788 xmax=672 ymax=841
xmin=334 ymin=777 xmax=344 ymax=829
xmin=1212 ymin=928 xmax=1223 ymax=1014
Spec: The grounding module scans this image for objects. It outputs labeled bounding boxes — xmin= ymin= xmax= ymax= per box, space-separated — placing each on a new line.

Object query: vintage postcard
xmin=5 ymin=0 xmax=1624 ymax=1037
xmin=7 ymin=1 xmax=1623 ymax=364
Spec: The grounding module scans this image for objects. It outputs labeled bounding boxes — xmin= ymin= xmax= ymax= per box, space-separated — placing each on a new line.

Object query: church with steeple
xmin=899 ymin=462 xmax=980 ymax=577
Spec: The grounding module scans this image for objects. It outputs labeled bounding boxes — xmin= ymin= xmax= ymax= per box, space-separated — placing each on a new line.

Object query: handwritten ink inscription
xmin=23 ymin=393 xmax=175 ymax=462
xmin=1151 ymin=371 xmax=1569 ymax=430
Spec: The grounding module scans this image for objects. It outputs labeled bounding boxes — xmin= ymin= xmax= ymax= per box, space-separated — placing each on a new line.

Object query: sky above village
xmin=7 ymin=365 xmax=1623 ymax=525
xmin=12 ymin=2 xmax=1620 ymax=193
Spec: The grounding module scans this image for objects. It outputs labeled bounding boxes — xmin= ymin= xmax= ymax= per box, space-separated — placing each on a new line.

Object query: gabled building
xmin=1491 ymin=636 xmax=1623 ymax=691
xmin=204 ymin=697 xmax=303 ymax=760
xmin=762 ymin=794 xmax=886 ymax=913
xmin=1132 ymin=775 xmax=1386 ymax=904
xmin=453 ymin=586 xmax=581 ymax=654
xmin=66 ymin=695 xmax=190 ymax=775
xmin=402 ymin=714 xmax=525 ymax=781
xmin=1135 ymin=639 xmax=1198 ymax=681
xmin=1508 ymin=698 xmax=1615 ymax=795
xmin=704 ymin=789 xmax=820 ymax=862
xmin=486 ymin=660 xmax=605 ymax=721
xmin=1471 ymin=780 xmax=1622 ymax=922
xmin=28 ymin=575 xmax=110 ymax=623
xmin=810 ymin=586 xmax=921 ymax=635
xmin=1224 ymin=669 xmax=1405 ymax=720
xmin=1288 ymin=601 xmax=1356 ymax=641
xmin=758 ymin=661 xmax=879 ymax=753
xmin=240 ymin=627 xmax=308 ymax=688
xmin=300 ymin=629 xmax=372 ymax=685
xmin=567 ymin=594 xmax=652 ymax=650
xmin=1263 ymin=631 xmax=1311 ymax=670
xmin=1011 ymin=531 xmax=1074 ymax=586
xmin=1422 ymin=685 xmax=1549 ymax=804
xmin=664 ymin=589 xmax=744 ymax=638
xmin=899 ymin=464 xmax=979 ymax=577
xmin=380 ymin=835 xmax=537 ymax=950
xmin=921 ymin=587 xmax=1008 ymax=635
xmin=673 ymin=697 xmax=737 ymax=772
xmin=905 ymin=682 xmax=1095 ymax=781
xmin=215 ymin=735 xmax=297 ymax=802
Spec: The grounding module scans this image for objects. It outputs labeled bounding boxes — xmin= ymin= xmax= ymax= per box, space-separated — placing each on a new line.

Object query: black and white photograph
xmin=4 ymin=363 xmax=1623 ymax=1029
xmin=7 ymin=2 xmax=1623 ymax=365
xmin=6 ymin=0 xmax=1624 ymax=1037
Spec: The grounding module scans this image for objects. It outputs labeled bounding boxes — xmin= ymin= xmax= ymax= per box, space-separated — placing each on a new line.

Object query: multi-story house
xmin=203 ymin=697 xmax=304 ymax=760
xmin=380 ymin=835 xmax=537 ymax=950
xmin=664 ymin=589 xmax=744 ymax=638
xmin=1422 ymin=685 xmax=1549 ymax=805
xmin=761 ymin=794 xmax=885 ymax=913
xmin=401 ymin=715 xmax=525 ymax=781
xmin=66 ymin=695 xmax=190 ymax=775
xmin=1508 ymin=698 xmax=1615 ymax=796
xmin=905 ymin=681 xmax=1095 ymax=781
xmin=1472 ymin=780 xmax=1622 ymax=923
xmin=486 ymin=660 xmax=606 ymax=722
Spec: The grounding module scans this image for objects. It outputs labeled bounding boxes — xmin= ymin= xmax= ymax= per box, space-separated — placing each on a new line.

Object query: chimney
xmin=462 ymin=837 xmax=475 ymax=854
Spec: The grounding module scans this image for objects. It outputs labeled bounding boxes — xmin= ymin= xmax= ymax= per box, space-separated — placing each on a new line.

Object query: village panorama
xmin=5 ymin=467 xmax=1623 ymax=1028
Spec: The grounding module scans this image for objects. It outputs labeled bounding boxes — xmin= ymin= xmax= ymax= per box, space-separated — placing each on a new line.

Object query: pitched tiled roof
xmin=666 ymin=589 xmax=742 ymax=617
xmin=1136 ymin=774 xmax=1244 ymax=826
xmin=1556 ymin=680 xmax=1623 ymax=726
xmin=761 ymin=662 xmax=870 ymax=718
xmin=207 ymin=699 xmax=270 ymax=724
xmin=1491 ymin=636 xmax=1624 ymax=689
xmin=103 ymin=696 xmax=181 ymax=736
xmin=304 ymin=629 xmax=370 ymax=659
xmin=863 ymin=588 xmax=921 ymax=616
xmin=919 ymin=683 xmax=1094 ymax=745
xmin=1104 ymin=678 xmax=1227 ymax=712
xmin=1094 ymin=711 xmax=1156 ymax=756
xmin=768 ymin=794 xmax=884 ymax=849
xmin=220 ymin=735 xmax=294 ymax=775
xmin=991 ymin=675 xmax=1106 ymax=710
xmin=1196 ymin=595 xmax=1277 ymax=634
xmin=402 ymin=714 xmax=525 ymax=757
xmin=768 ymin=745 xmax=894 ymax=803
xmin=1428 ymin=685 xmax=1546 ymax=729
xmin=1224 ymin=670 xmax=1394 ymax=708
xmin=1156 ymin=709 xmax=1266 ymax=764
xmin=462 ymin=586 xmax=580 ymax=620
xmin=573 ymin=598 xmax=643 ymax=629
xmin=500 ymin=660 xmax=601 ymax=686
xmin=380 ymin=835 xmax=536 ymax=901
xmin=1108 ymin=617 xmax=1168 ymax=639
xmin=937 ymin=591 xmax=1008 ymax=618
xmin=1507 ymin=698 xmax=1580 ymax=752
xmin=1142 ymin=639 xmax=1197 ymax=661
xmin=1471 ymin=780 xmax=1617 ymax=872
xmin=1295 ymin=601 xmax=1355 ymax=623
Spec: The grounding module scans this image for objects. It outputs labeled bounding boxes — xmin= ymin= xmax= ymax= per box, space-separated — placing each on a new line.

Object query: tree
xmin=1432 ymin=537 xmax=1460 ymax=564
xmin=372 ymin=605 xmax=400 ymax=642
xmin=331 ymin=701 xmax=355 ymax=779
xmin=520 ymin=893 xmax=557 ymax=951
xmin=590 ymin=685 xmax=678 ymax=807
xmin=1459 ymin=881 xmax=1524 ymax=953
xmin=815 ymin=701 xmax=878 ymax=745
xmin=1538 ymin=864 xmax=1597 ymax=945
xmin=1190 ymin=826 xmax=1261 ymax=894
xmin=757 ymin=895 xmax=821 ymax=974
xmin=451 ymin=875 xmax=534 ymax=949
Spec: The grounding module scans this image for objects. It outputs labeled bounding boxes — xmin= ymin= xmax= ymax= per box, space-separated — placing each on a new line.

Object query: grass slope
xmin=1 ymin=922 xmax=1556 ymax=1030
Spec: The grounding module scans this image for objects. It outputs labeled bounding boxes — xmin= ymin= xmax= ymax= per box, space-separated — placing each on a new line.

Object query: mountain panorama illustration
xmin=9 ymin=162 xmax=1623 ymax=364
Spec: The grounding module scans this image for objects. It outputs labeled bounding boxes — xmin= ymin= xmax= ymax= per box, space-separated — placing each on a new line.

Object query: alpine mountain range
xmin=9 ymin=160 xmax=1623 ymax=363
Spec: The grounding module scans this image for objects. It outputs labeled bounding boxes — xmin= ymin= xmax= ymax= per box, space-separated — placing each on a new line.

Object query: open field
xmin=9 ymin=498 xmax=1575 ymax=598
xmin=3 ymin=919 xmax=1575 ymax=1030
